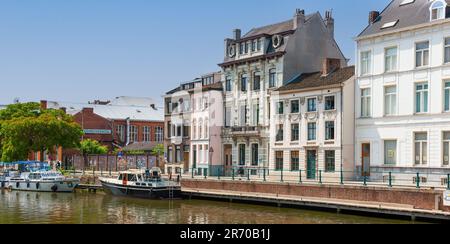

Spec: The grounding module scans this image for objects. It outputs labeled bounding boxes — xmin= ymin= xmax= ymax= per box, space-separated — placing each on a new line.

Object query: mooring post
xmin=416 ymin=172 xmax=420 ymax=189
xmin=263 ymin=168 xmax=266 ymax=182
xmin=319 ymin=170 xmax=322 ymax=184
xmin=299 ymin=170 xmax=302 ymax=184
xmin=447 ymin=174 xmax=450 ymax=190
xmin=340 ymin=169 xmax=344 ymax=185
xmin=389 ymin=172 xmax=393 ymax=188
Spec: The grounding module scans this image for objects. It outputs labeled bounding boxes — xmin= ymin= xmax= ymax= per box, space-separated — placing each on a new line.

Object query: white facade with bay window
xmin=356 ymin=1 xmax=450 ymax=185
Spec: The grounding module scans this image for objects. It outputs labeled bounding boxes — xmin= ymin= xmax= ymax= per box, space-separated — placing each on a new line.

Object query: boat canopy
xmin=0 ymin=161 xmax=50 ymax=172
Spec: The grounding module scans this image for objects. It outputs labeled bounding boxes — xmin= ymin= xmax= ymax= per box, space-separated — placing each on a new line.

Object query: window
xmin=385 ymin=47 xmax=398 ymax=72
xmin=130 ymin=125 xmax=138 ymax=143
xmin=225 ymin=107 xmax=231 ymax=127
xmin=276 ymin=124 xmax=284 ymax=142
xmin=445 ymin=81 xmax=450 ymax=112
xmin=143 ymin=126 xmax=151 ymax=142
xmin=431 ymin=0 xmax=446 ymax=21
xmin=275 ymin=151 xmax=284 ymax=171
xmin=253 ymin=74 xmax=261 ymax=91
xmin=325 ymin=151 xmax=335 ymax=172
xmin=415 ymin=83 xmax=429 ymax=113
xmin=239 ymin=104 xmax=247 ymax=126
xmin=277 ymin=101 xmax=284 ymax=114
xmin=192 ymin=120 xmax=197 ymax=139
xmin=308 ymin=123 xmax=316 ymax=141
xmin=175 ymin=146 xmax=181 ymax=163
xmin=252 ymin=103 xmax=260 ymax=126
xmin=239 ymin=43 xmax=244 ymax=55
xmin=198 ymin=120 xmax=203 ymax=139
xmin=384 ymin=140 xmax=397 ymax=165
xmin=361 ymin=88 xmax=371 ymax=117
xmin=325 ymin=96 xmax=335 ymax=111
xmin=291 ymin=123 xmax=299 ymax=142
xmin=444 ymin=132 xmax=450 ymax=166
xmin=116 ymin=125 xmax=125 ymax=142
xmin=239 ymin=144 xmax=246 ymax=166
xmin=167 ymin=122 xmax=172 ymax=138
xmin=269 ymin=69 xmax=276 ymax=88
xmin=245 ymin=42 xmax=249 ymax=53
xmin=183 ymin=125 xmax=189 ymax=138
xmin=176 ymin=125 xmax=182 ymax=137
xmin=291 ymin=151 xmax=299 ymax=171
xmin=360 ymin=51 xmax=371 ymax=75
xmin=251 ymin=144 xmax=259 ymax=166
xmin=307 ymin=98 xmax=317 ymax=112
xmin=416 ymin=41 xmax=430 ymax=67
xmin=167 ymin=101 xmax=173 ymax=114
xmin=445 ymin=38 xmax=450 ymax=64
xmin=291 ymin=100 xmax=300 ymax=113
xmin=325 ymin=121 xmax=335 ymax=141
xmin=415 ymin=132 xmax=428 ymax=165
xmin=225 ymin=77 xmax=232 ymax=92
xmin=168 ymin=146 xmax=173 ymax=163
xmin=251 ymin=40 xmax=256 ymax=52
xmin=241 ymin=75 xmax=248 ymax=92
xmin=155 ymin=127 xmax=163 ymax=142
xmin=384 ymin=86 xmax=397 ymax=116
xmin=204 ymin=120 xmax=208 ymax=138
xmin=257 ymin=39 xmax=262 ymax=51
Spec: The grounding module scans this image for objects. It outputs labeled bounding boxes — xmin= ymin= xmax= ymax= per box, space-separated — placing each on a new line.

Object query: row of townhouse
xmin=164 ymin=0 xmax=450 ymax=185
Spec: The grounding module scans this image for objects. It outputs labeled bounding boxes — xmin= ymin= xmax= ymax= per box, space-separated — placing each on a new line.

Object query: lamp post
xmin=209 ymin=146 xmax=214 ymax=177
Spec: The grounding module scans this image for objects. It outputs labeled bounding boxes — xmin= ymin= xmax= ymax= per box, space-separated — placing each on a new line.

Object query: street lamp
xmin=209 ymin=146 xmax=214 ymax=176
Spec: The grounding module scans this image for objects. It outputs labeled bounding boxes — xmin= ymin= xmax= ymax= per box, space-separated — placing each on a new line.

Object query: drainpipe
xmin=340 ymin=85 xmax=344 ymax=178
xmin=126 ymin=117 xmax=131 ymax=146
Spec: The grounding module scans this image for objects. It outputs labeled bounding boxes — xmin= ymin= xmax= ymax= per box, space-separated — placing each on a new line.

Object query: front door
xmin=307 ymin=150 xmax=317 ymax=180
xmin=183 ymin=152 xmax=189 ymax=174
xmin=362 ymin=143 xmax=371 ymax=177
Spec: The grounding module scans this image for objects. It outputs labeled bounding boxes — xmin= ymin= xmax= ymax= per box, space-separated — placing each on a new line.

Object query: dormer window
xmin=430 ymin=0 xmax=447 ymax=21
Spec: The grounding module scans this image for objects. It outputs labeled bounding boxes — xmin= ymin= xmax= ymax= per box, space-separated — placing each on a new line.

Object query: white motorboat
xmin=8 ymin=171 xmax=79 ymax=193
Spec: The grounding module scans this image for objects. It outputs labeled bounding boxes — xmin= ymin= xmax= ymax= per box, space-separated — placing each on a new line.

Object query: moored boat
xmin=99 ymin=168 xmax=181 ymax=199
xmin=8 ymin=171 xmax=80 ymax=193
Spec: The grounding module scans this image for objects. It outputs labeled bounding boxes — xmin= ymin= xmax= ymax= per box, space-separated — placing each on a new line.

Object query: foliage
xmin=151 ymin=144 xmax=164 ymax=157
xmin=0 ymin=102 xmax=83 ymax=162
xmin=79 ymin=139 xmax=108 ymax=155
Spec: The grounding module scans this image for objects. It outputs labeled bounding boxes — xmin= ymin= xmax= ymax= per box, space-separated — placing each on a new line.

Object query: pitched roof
xmin=276 ymin=66 xmax=355 ymax=92
xmin=359 ymin=0 xmax=450 ymax=38
xmin=243 ymin=14 xmax=313 ymax=38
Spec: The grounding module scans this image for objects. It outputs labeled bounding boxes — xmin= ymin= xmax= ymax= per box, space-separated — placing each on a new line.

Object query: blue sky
xmin=0 ymin=0 xmax=391 ymax=105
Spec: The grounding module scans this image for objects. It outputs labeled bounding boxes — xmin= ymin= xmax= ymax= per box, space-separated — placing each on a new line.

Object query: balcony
xmin=230 ymin=126 xmax=261 ymax=136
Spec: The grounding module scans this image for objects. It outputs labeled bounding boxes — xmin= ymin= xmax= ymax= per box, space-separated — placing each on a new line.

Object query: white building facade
xmin=269 ymin=63 xmax=355 ymax=182
xmin=355 ymin=0 xmax=450 ymax=186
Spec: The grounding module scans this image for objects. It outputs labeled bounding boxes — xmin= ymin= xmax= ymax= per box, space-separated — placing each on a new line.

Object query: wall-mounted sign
xmin=84 ymin=129 xmax=112 ymax=135
xmin=444 ymin=191 xmax=450 ymax=207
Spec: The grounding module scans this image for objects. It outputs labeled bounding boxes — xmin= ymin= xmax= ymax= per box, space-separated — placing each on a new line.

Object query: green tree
xmin=151 ymin=144 xmax=164 ymax=168
xmin=0 ymin=102 xmax=83 ymax=162
xmin=79 ymin=139 xmax=108 ymax=167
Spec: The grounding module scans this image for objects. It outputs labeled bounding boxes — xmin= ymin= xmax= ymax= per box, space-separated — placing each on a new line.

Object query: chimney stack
xmin=40 ymin=100 xmax=48 ymax=110
xmin=322 ymin=58 xmax=341 ymax=76
xmin=233 ymin=29 xmax=241 ymax=40
xmin=82 ymin=107 xmax=94 ymax=114
xmin=324 ymin=10 xmax=334 ymax=37
xmin=368 ymin=11 xmax=380 ymax=25
xmin=293 ymin=9 xmax=306 ymax=29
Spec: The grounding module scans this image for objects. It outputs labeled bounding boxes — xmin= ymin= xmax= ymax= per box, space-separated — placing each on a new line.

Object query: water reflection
xmin=0 ymin=190 xmax=419 ymax=224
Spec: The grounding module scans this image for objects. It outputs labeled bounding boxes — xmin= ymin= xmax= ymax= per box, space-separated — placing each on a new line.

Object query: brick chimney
xmin=324 ymin=10 xmax=334 ymax=37
xmin=322 ymin=58 xmax=341 ymax=76
xmin=369 ymin=11 xmax=380 ymax=25
xmin=82 ymin=107 xmax=94 ymax=114
xmin=40 ymin=100 xmax=48 ymax=110
xmin=293 ymin=9 xmax=305 ymax=29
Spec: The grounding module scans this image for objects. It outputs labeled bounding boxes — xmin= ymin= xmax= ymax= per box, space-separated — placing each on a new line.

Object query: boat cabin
xmin=117 ymin=168 xmax=162 ymax=183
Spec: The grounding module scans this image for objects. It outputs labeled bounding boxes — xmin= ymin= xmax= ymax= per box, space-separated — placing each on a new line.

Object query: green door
xmin=307 ymin=150 xmax=317 ymax=180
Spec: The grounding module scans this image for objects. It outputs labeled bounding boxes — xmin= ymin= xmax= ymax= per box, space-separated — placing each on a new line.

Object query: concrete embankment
xmin=181 ymin=179 xmax=450 ymax=222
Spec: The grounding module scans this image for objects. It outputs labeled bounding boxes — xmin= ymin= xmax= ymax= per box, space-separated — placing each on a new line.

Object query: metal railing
xmin=184 ymin=166 xmax=450 ymax=190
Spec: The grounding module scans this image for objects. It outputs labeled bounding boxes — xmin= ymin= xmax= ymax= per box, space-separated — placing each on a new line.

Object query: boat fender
xmin=36 ymin=182 xmax=40 ymax=190
xmin=51 ymin=184 xmax=58 ymax=192
xmin=27 ymin=182 xmax=30 ymax=188
xmin=1 ymin=181 xmax=4 ymax=188
xmin=16 ymin=182 xmax=20 ymax=188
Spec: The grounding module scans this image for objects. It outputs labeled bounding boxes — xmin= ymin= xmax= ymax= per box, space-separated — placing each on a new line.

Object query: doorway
xmin=307 ymin=150 xmax=317 ymax=180
xmin=362 ymin=143 xmax=371 ymax=177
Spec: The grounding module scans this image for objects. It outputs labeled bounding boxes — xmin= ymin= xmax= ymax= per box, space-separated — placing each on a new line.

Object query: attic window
xmin=381 ymin=20 xmax=399 ymax=29
xmin=400 ymin=0 xmax=415 ymax=6
xmin=430 ymin=0 xmax=447 ymax=21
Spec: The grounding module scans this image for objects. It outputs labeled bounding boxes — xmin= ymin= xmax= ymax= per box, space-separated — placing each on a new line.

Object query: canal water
xmin=0 ymin=190 xmax=424 ymax=224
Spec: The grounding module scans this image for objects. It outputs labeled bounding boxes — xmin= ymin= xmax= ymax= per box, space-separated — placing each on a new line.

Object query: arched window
xmin=431 ymin=0 xmax=447 ymax=21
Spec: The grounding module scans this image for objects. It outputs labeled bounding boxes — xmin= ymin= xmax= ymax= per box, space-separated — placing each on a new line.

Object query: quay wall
xmin=181 ymin=179 xmax=450 ymax=212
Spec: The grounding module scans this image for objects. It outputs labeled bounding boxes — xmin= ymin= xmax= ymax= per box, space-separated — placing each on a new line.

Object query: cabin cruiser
xmin=0 ymin=170 xmax=19 ymax=189
xmin=7 ymin=171 xmax=80 ymax=193
xmin=99 ymin=168 xmax=181 ymax=199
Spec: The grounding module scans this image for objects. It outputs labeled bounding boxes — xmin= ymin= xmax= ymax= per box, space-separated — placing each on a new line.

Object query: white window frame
xmin=155 ymin=127 xmax=163 ymax=142
xmin=307 ymin=122 xmax=317 ymax=141
xmin=324 ymin=95 xmax=336 ymax=111
xmin=445 ymin=37 xmax=450 ymax=64
xmin=361 ymin=88 xmax=372 ymax=118
xmin=325 ymin=121 xmax=335 ymax=141
xmin=444 ymin=132 xmax=450 ymax=166
xmin=360 ymin=51 xmax=372 ymax=76
xmin=444 ymin=80 xmax=450 ymax=112
xmin=385 ymin=47 xmax=398 ymax=73
xmin=415 ymin=41 xmax=430 ymax=68
xmin=290 ymin=99 xmax=300 ymax=114
xmin=430 ymin=0 xmax=447 ymax=21
xmin=414 ymin=132 xmax=428 ymax=166
xmin=143 ymin=126 xmax=151 ymax=142
xmin=307 ymin=97 xmax=317 ymax=112
xmin=384 ymin=86 xmax=397 ymax=116
xmin=415 ymin=82 xmax=429 ymax=114
xmin=384 ymin=140 xmax=397 ymax=166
